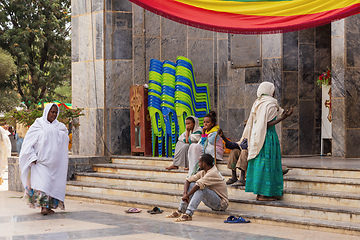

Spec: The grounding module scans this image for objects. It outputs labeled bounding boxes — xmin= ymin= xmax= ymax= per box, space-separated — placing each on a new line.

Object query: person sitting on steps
xmin=217 ymin=128 xmax=248 ymax=187
xmin=166 ymin=154 xmax=228 ymax=222
xmin=165 ymin=116 xmax=202 ymax=171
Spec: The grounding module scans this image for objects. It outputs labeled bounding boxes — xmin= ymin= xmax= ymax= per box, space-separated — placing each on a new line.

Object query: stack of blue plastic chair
xmin=161 ymin=60 xmax=179 ymax=157
xmin=175 ymin=56 xmax=211 ymax=133
xmin=148 ymin=59 xmax=165 ymax=157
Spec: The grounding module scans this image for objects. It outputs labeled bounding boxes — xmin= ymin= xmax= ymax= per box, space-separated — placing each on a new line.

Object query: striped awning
xmin=129 ymin=0 xmax=360 ymax=34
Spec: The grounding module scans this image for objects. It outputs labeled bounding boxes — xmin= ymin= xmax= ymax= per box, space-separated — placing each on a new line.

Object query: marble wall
xmin=71 ymin=0 xmax=360 ymax=158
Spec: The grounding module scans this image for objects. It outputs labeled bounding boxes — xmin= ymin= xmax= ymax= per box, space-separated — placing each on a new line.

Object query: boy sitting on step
xmin=166 ymin=154 xmax=228 ymax=222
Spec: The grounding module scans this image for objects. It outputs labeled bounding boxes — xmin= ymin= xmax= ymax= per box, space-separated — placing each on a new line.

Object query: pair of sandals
xmin=125 ymin=207 xmax=164 ymax=214
xmin=224 ymin=215 xmax=250 ymax=223
xmin=166 ymin=211 xmax=192 ymax=222
xmin=256 ymin=195 xmax=278 ymax=201
xmin=41 ymin=208 xmax=54 ymax=215
xmin=226 ymin=178 xmax=245 ymax=187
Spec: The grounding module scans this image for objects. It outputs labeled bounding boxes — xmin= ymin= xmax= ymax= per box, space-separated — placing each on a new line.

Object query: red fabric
xmin=129 ymin=0 xmax=360 ymax=34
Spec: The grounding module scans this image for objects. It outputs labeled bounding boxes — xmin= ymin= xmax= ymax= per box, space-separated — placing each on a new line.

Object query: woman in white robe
xmin=20 ymin=104 xmax=69 ymax=215
xmin=0 ymin=126 xmax=11 ymax=185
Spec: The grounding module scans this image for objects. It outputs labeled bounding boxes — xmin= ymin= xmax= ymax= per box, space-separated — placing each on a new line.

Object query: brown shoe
xmin=166 ymin=210 xmax=182 ymax=218
xmin=175 ymin=213 xmax=192 ymax=222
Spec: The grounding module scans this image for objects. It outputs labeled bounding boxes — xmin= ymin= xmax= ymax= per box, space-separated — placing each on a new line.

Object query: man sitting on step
xmin=166 ymin=154 xmax=229 ymax=222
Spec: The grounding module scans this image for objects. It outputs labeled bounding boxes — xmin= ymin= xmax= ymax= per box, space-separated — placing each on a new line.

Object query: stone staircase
xmin=66 ymin=156 xmax=360 ymax=236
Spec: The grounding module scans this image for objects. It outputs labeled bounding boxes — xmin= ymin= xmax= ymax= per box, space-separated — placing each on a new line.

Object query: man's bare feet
xmin=165 ymin=165 xmax=179 ymax=170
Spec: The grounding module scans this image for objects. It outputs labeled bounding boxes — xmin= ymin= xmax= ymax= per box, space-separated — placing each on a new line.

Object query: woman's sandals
xmin=256 ymin=195 xmax=277 ymax=201
xmin=41 ymin=208 xmax=55 ymax=215
xmin=166 ymin=211 xmax=192 ymax=222
xmin=165 ymin=165 xmax=179 ymax=170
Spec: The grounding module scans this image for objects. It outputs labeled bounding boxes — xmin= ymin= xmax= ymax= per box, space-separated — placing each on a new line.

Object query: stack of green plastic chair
xmin=175 ymin=56 xmax=211 ymax=133
xmin=161 ymin=60 xmax=179 ymax=157
xmin=148 ymin=59 xmax=165 ymax=157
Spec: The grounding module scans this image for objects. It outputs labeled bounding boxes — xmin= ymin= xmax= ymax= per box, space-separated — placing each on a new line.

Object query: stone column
xmin=331 ymin=19 xmax=346 ymax=157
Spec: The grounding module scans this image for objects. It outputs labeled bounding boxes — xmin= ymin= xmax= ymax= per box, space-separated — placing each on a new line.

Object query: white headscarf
xmin=178 ymin=116 xmax=202 ymax=143
xmin=20 ymin=104 xmax=69 ymax=201
xmin=241 ymin=82 xmax=284 ymax=160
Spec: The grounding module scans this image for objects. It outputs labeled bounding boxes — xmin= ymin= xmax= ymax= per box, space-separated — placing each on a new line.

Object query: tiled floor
xmin=0 ymin=189 xmax=359 ymax=240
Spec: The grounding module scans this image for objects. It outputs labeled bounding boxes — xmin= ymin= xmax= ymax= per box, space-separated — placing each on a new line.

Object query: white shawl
xmin=0 ymin=127 xmax=11 ymax=177
xmin=178 ymin=116 xmax=202 ymax=144
xmin=242 ymin=82 xmax=284 ymax=160
xmin=19 ymin=104 xmax=69 ymax=201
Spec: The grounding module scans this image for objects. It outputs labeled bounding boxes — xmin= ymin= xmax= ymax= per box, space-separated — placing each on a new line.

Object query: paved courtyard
xmin=1 ymin=172 xmax=359 ymax=240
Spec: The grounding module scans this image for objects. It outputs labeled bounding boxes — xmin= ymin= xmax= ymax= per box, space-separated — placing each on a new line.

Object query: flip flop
xmin=224 ymin=215 xmax=250 ymax=223
xmin=231 ymin=180 xmax=245 ymax=187
xmin=226 ymin=178 xmax=237 ymax=185
xmin=124 ymin=207 xmax=142 ymax=213
xmin=147 ymin=207 xmax=164 ymax=214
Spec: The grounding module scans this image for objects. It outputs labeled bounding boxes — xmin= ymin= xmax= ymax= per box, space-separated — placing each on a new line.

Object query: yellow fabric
xmin=205 ymin=125 xmax=219 ymax=135
xmin=174 ymin=0 xmax=360 ymax=16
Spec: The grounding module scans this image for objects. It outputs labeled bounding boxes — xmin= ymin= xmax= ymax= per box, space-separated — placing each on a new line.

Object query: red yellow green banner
xmin=129 ymin=0 xmax=360 ymax=33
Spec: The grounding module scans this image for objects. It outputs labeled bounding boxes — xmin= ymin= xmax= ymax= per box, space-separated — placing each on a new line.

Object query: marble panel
xmin=106 ymin=0 xmax=132 ymax=11
xmin=282 ymin=71 xmax=298 ymax=129
xmin=96 ymin=108 xmax=105 ymax=156
xmin=218 ymin=86 xmax=228 ymax=132
xmin=112 ymin=12 xmax=132 ymax=29
xmin=331 ymin=19 xmax=345 ymax=37
xmin=281 ymin=128 xmax=299 ymax=155
xmin=107 ymin=108 xmax=131 ymax=155
xmin=161 ymin=20 xmax=187 ymax=62
xmin=188 ymin=26 xmax=213 ymax=39
xmin=263 ymin=58 xmax=282 ymax=102
xmin=78 ymin=14 xmax=93 ymax=62
xmin=262 ymin=34 xmax=282 ymax=59
xmin=315 ymin=48 xmax=331 ymax=73
xmin=315 ymin=86 xmax=322 ymax=128
xmin=144 ymin=10 xmax=160 ymax=37
xmin=283 ymin=31 xmax=298 ymax=71
xmin=214 ymin=62 xmax=218 ymax=108
xmin=217 ymin=32 xmax=229 ymax=40
xmin=188 ymin=39 xmax=214 ymax=84
xmin=71 ymin=17 xmax=79 ymax=62
xmin=91 ymin=0 xmax=103 ymax=12
xmin=133 ymin=37 xmax=146 ymax=84
xmin=95 ymin=12 xmax=104 ymax=60
xmin=72 ymin=0 xmax=91 ymax=16
xmin=346 ymin=33 xmax=360 ymax=68
xmin=299 ymin=100 xmax=315 ymax=155
xmin=315 ymin=24 xmax=331 ymax=49
xmin=112 ymin=29 xmax=133 ymax=60
xmin=208 ymin=85 xmax=215 ymax=111
xmin=345 ymin=14 xmax=360 ymax=34
xmin=345 ymin=68 xmax=360 ymax=129
xmin=299 ymin=44 xmax=315 ymax=100
xmin=332 ymin=98 xmax=345 ymax=157
xmin=71 ymin=118 xmax=80 ymax=154
xmin=331 ymin=36 xmax=345 ymax=98
xmin=227 ymin=67 xmax=245 ymax=108
xmin=245 ymin=67 xmax=262 ymax=84
xmin=217 ymin=39 xmax=228 ymax=86
xmin=72 ymin=62 xmax=88 ymax=108
xmin=244 ymin=84 xmax=259 ymax=118
xmin=299 ymin=28 xmax=315 ymax=44
xmin=346 ymin=129 xmax=360 ymax=158
xmin=87 ymin=61 xmax=105 ymax=108
xmin=78 ymin=109 xmax=98 ymax=155
xmin=106 ymin=60 xmax=133 ymax=108
xmin=227 ymin=108 xmax=246 ymax=141
xmin=145 ymin=37 xmax=161 ymax=81
xmin=133 ymin=4 xmax=145 ymax=37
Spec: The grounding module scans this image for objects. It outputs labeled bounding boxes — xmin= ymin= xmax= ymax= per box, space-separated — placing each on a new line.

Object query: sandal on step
xmin=166 ymin=211 xmax=181 ymax=218
xmin=165 ymin=165 xmax=179 ymax=170
xmin=256 ymin=195 xmax=277 ymax=201
xmin=226 ymin=178 xmax=237 ymax=185
xmin=175 ymin=213 xmax=192 ymax=222
xmin=147 ymin=207 xmax=164 ymax=214
xmin=124 ymin=207 xmax=142 ymax=213
xmin=224 ymin=215 xmax=250 ymax=223
xmin=231 ymin=180 xmax=245 ymax=187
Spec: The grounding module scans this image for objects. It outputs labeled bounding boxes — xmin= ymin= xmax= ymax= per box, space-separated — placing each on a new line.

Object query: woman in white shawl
xmin=166 ymin=116 xmax=202 ymax=170
xmin=0 ymin=126 xmax=11 ymax=185
xmin=20 ymin=104 xmax=69 ymax=215
xmin=243 ymin=82 xmax=292 ymax=201
xmin=187 ymin=111 xmax=223 ymax=176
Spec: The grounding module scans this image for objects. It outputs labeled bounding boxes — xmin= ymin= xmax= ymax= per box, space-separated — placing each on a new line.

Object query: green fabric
xmin=245 ymin=124 xmax=283 ymax=197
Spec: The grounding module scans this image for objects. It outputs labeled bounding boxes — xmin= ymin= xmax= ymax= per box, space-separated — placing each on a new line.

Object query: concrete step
xmin=284 ymin=175 xmax=360 ymax=193
xmin=74 ymin=172 xmax=360 ymax=208
xmin=287 ymin=167 xmax=360 ymax=179
xmin=66 ymin=180 xmax=360 ymax=224
xmin=65 ymin=191 xmax=360 ymax=236
xmin=111 ymin=156 xmax=229 ymax=172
